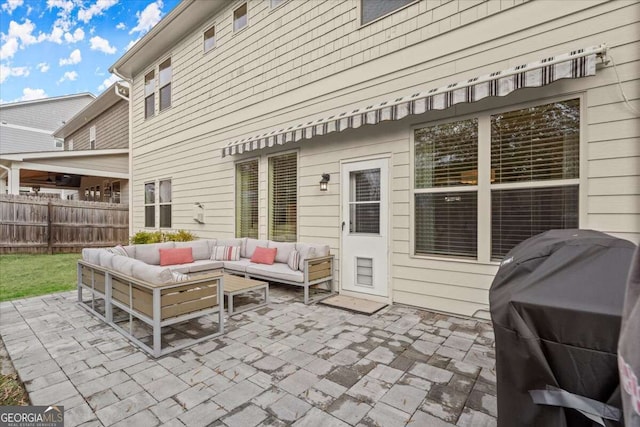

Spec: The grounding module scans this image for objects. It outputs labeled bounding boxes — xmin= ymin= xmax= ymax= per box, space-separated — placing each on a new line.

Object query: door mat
xmin=319 ymin=295 xmax=387 ymax=315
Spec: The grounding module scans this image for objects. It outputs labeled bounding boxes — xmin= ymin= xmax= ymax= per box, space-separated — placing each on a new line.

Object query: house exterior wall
xmin=128 ymin=0 xmax=640 ymax=316
xmin=65 ymin=99 xmax=128 ymax=151
xmin=0 ymin=94 xmax=93 ymax=154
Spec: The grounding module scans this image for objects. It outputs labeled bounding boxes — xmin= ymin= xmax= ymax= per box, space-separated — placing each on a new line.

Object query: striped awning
xmin=222 ymin=44 xmax=606 ymax=157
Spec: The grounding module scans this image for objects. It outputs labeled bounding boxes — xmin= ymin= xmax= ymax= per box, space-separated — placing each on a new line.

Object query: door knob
xmin=342 ymin=221 xmax=346 ymax=231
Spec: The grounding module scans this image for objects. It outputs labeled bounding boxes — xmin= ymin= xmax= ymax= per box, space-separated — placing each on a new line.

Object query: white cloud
xmin=116 ymin=22 xmax=126 ymax=30
xmin=2 ymin=0 xmax=24 ymax=14
xmin=130 ymin=0 xmax=163 ymax=35
xmin=46 ymin=0 xmax=75 ymax=32
xmin=98 ymin=73 xmax=119 ymax=91
xmin=18 ymin=87 xmax=47 ymax=101
xmin=0 ymin=19 xmax=37 ymax=60
xmin=125 ymin=37 xmax=140 ymax=51
xmin=78 ymin=0 xmax=118 ymax=23
xmin=40 ymin=25 xmax=64 ymax=44
xmin=58 ymin=70 xmax=78 ymax=83
xmin=89 ymin=35 xmax=116 ymax=54
xmin=0 ymin=37 xmax=19 ymax=60
xmin=0 ymin=64 xmax=29 ymax=84
xmin=64 ymin=27 xmax=84 ymax=43
xmin=59 ymin=48 xmax=81 ymax=65
xmin=37 ymin=62 xmax=49 ymax=72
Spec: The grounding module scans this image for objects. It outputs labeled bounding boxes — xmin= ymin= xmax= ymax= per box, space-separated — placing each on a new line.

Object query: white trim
xmin=232 ymin=2 xmax=249 ymax=34
xmin=0 ymin=122 xmax=55 ymax=134
xmin=0 ymin=92 xmax=94 ymax=109
xmin=0 ymin=148 xmax=127 ymax=161
xmin=16 ymin=161 xmax=128 ymax=179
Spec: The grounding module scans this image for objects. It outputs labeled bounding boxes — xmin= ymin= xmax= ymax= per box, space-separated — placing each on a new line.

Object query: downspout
xmin=112 ymin=68 xmax=134 ymax=237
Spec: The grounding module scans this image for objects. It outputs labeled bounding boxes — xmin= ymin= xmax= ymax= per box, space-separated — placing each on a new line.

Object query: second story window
xmin=159 ymin=58 xmax=172 ymax=111
xmin=68 ymin=139 xmax=73 ymax=150
xmin=271 ymin=0 xmax=286 ymax=8
xmin=233 ymin=3 xmax=248 ymax=32
xmin=361 ymin=0 xmax=415 ymax=25
xmin=204 ymin=25 xmax=216 ymax=52
xmin=144 ymin=70 xmax=155 ymax=119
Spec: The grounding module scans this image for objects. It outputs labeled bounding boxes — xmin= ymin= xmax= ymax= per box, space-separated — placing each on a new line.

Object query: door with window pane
xmin=341 ymin=158 xmax=389 ymax=298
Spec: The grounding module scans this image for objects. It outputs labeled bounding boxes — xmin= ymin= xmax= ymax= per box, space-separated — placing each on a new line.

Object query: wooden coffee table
xmin=224 ymin=274 xmax=269 ymax=314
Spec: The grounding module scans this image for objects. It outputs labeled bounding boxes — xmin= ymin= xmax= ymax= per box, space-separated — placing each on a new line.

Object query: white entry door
xmin=341 ymin=158 xmax=389 ymax=298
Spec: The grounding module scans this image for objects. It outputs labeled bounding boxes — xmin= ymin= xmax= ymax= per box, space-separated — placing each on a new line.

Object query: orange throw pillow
xmin=159 ymin=247 xmax=194 ymax=266
xmin=251 ymin=246 xmax=277 ymax=265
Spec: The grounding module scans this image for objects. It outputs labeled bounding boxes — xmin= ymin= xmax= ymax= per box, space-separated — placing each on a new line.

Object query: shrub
xmin=130 ymin=230 xmax=197 ymax=244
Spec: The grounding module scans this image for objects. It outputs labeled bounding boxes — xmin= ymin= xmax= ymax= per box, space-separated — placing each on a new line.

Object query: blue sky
xmin=0 ymin=0 xmax=181 ymax=104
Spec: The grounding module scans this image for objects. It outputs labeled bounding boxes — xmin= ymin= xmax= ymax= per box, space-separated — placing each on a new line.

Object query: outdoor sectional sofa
xmin=80 ymin=237 xmax=334 ymax=305
xmin=78 ymin=238 xmax=334 ymax=356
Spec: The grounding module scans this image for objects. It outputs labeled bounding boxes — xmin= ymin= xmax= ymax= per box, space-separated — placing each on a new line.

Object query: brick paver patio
xmin=0 ymin=285 xmax=497 ymax=426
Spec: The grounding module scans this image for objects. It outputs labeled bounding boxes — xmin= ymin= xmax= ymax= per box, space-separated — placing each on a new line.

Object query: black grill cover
xmin=490 ymin=229 xmax=637 ymax=426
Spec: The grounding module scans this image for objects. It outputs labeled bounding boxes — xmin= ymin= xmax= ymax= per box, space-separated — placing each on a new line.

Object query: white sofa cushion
xmin=268 ymin=241 xmax=296 ymax=264
xmin=217 ymin=238 xmax=243 ymax=247
xmin=175 ymin=240 xmax=211 ymax=261
xmin=82 ymin=248 xmax=103 ymax=265
xmin=223 ymin=258 xmax=254 ymax=273
xmin=134 ymin=242 xmax=175 ymax=265
xmin=246 ymin=263 xmax=304 ymax=283
xmin=190 ymin=259 xmax=224 ymax=273
xmin=99 ymin=251 xmax=116 ymax=269
xmin=295 ymin=245 xmax=316 ymax=271
xmin=131 ymin=262 xmax=174 ymax=285
xmin=111 ymin=255 xmax=139 ymax=277
xmin=122 ymin=245 xmax=136 ymax=258
xmin=245 ymin=239 xmax=268 ymax=259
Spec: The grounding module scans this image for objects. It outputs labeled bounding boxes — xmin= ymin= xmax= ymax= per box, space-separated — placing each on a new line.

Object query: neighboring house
xmin=110 ymin=0 xmax=640 ymax=317
xmin=0 ymin=93 xmax=94 ymax=197
xmin=52 ymin=82 xmax=130 ymax=203
xmin=0 ymin=84 xmax=129 ymax=202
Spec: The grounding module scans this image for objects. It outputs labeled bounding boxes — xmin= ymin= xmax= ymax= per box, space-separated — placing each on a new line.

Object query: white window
xmin=68 ymin=139 xmax=74 ymax=151
xmin=204 ymin=25 xmax=216 ymax=52
xmin=268 ymin=152 xmax=297 ymax=242
xmin=361 ymin=0 xmax=415 ymax=25
xmin=413 ymin=98 xmax=580 ymax=261
xmin=236 ymin=159 xmax=259 ymax=239
xmin=54 ymin=138 xmax=64 ymax=148
xmin=159 ymin=179 xmax=172 ymax=228
xmin=144 ymin=70 xmax=155 ymax=119
xmin=144 ymin=182 xmax=155 ymax=227
xmin=89 ymin=126 xmax=96 ymax=149
xmin=159 ymin=58 xmax=172 ymax=112
xmin=233 ymin=3 xmax=248 ymax=32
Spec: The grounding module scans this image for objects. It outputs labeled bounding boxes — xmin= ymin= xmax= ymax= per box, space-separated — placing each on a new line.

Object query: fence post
xmin=47 ymin=200 xmax=53 ymax=254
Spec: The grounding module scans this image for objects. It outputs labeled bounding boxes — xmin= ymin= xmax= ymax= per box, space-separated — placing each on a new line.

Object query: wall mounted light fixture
xmin=319 ymin=173 xmax=330 ymax=191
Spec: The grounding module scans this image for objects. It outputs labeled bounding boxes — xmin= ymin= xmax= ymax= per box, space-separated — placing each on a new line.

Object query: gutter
xmin=112 ymin=68 xmax=135 ymax=237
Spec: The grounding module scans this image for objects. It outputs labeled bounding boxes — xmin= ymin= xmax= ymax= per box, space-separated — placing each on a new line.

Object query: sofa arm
xmin=304 ymin=255 xmax=334 ymax=283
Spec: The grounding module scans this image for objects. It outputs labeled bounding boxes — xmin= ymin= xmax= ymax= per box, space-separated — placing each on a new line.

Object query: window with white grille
xmin=413 ymin=98 xmax=580 ymax=261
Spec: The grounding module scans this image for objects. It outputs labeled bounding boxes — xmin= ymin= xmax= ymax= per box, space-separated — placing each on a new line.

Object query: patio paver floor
xmin=0 ymin=285 xmax=497 ymax=426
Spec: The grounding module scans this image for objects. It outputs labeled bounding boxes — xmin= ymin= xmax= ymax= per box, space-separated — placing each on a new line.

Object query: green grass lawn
xmin=0 ymin=253 xmax=81 ymax=302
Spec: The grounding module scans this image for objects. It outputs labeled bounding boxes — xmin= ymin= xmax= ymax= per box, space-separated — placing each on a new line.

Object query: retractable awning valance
xmin=222 ymin=44 xmax=606 ymax=157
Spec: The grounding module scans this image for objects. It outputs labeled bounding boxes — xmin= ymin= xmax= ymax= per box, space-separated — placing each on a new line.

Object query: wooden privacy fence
xmin=0 ymin=194 xmax=129 ymax=254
